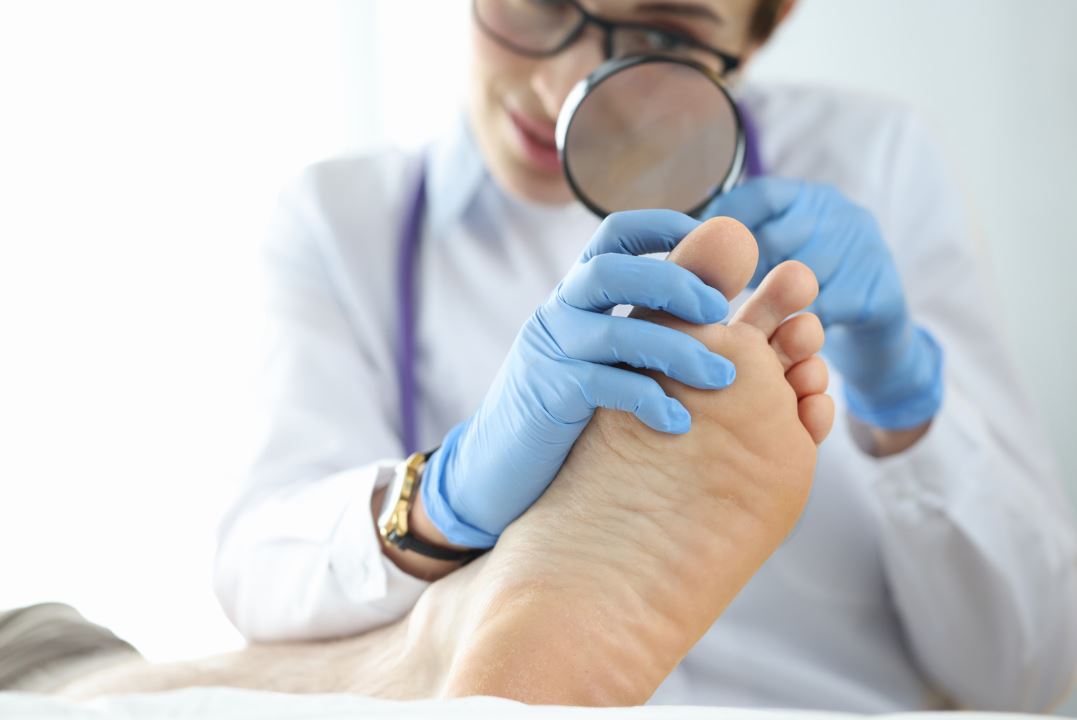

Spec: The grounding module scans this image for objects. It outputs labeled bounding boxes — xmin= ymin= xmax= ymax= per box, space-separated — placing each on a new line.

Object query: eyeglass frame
xmin=472 ymin=0 xmax=742 ymax=76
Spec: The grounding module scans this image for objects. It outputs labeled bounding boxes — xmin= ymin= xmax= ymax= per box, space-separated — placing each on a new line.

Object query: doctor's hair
xmin=751 ymin=0 xmax=790 ymax=42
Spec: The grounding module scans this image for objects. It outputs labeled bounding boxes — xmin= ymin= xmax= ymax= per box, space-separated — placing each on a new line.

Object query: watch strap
xmin=391 ymin=531 xmax=487 ymax=564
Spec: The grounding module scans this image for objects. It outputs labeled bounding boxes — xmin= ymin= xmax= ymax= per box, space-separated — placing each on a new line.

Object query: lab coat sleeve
xmin=213 ymin=167 xmax=431 ymax=642
xmin=864 ymin=113 xmax=1077 ymax=711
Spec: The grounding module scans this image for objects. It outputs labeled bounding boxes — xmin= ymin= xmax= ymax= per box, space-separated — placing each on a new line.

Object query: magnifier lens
xmin=558 ymin=57 xmax=743 ymax=218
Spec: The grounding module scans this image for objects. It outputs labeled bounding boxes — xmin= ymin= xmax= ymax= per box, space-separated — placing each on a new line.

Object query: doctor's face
xmin=468 ymin=0 xmax=777 ymax=206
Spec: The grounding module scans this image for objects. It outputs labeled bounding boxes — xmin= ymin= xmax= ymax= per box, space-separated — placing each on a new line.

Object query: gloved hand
xmin=704 ymin=177 xmax=943 ymax=431
xmin=421 ymin=210 xmax=736 ymax=548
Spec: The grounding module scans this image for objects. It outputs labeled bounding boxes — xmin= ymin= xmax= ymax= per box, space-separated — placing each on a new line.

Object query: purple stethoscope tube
xmin=396 ymin=108 xmax=764 ymax=455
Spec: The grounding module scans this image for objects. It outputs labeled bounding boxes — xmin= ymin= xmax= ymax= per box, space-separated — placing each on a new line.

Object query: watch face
xmin=377 ymin=463 xmax=409 ymax=532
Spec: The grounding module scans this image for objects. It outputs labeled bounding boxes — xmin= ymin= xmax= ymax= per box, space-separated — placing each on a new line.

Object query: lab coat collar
xmin=425 ymin=110 xmax=487 ymax=235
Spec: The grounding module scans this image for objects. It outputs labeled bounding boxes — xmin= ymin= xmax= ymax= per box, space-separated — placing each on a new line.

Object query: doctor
xmin=214 ymin=0 xmax=1077 ymax=712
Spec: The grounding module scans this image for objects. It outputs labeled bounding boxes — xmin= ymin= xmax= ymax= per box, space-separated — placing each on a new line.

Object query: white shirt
xmin=213 ymin=83 xmax=1077 ymax=713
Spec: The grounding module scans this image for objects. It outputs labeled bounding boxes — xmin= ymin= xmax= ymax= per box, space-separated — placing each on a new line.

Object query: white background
xmin=0 ymin=0 xmax=1074 ymax=713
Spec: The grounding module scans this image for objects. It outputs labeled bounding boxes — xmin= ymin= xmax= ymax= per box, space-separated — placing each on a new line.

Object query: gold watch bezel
xmin=377 ymin=451 xmax=429 ymax=546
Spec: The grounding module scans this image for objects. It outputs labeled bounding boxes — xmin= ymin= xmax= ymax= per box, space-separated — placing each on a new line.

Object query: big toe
xmin=666 ymin=216 xmax=760 ymax=302
xmin=731 ymin=261 xmax=818 ymax=338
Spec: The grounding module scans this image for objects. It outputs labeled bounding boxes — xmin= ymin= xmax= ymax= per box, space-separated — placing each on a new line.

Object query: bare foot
xmin=442 ymin=217 xmax=833 ymax=705
xmin=56 ymin=217 xmax=832 ymax=704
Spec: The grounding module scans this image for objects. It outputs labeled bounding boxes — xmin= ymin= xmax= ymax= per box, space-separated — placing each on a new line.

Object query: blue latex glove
xmin=421 ymin=210 xmax=736 ymax=548
xmin=704 ymin=177 xmax=943 ymax=431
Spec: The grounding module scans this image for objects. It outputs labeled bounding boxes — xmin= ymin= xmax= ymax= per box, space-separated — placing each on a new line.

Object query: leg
xmin=54 ymin=557 xmax=492 ymax=700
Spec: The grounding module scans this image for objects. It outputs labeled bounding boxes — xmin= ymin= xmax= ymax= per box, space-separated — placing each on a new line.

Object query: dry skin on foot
xmin=58 ymin=217 xmax=834 ymax=706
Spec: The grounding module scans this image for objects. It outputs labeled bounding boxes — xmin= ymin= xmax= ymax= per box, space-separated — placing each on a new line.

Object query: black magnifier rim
xmin=556 ymin=54 xmax=746 ymax=219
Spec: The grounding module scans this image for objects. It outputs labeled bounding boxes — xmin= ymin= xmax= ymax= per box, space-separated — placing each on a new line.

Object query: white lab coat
xmin=213 ymin=82 xmax=1077 ymax=712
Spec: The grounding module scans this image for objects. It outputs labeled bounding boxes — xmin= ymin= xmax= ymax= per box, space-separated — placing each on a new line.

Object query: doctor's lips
xmin=507 ymin=109 xmax=562 ymax=174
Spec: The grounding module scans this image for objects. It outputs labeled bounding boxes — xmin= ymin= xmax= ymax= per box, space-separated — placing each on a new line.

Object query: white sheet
xmin=0 ymin=689 xmax=1051 ymax=720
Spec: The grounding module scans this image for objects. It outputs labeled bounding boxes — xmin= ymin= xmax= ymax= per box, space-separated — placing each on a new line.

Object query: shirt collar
xmin=424 ymin=111 xmax=487 ymax=233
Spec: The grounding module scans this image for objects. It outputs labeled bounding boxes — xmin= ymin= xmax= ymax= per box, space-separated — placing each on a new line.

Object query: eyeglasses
xmin=473 ymin=0 xmax=741 ymax=77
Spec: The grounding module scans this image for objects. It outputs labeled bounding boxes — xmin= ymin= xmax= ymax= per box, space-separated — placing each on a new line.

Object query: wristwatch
xmin=377 ymin=449 xmax=486 ymax=564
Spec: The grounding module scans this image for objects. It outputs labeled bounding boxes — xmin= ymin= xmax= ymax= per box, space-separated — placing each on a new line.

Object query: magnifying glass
xmin=556 ymin=55 xmax=745 ymax=218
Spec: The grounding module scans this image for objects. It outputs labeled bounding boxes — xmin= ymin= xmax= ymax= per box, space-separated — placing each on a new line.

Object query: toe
xmin=770 ymin=313 xmax=824 ymax=372
xmin=786 ymin=356 xmax=829 ymax=399
xmin=731 ymin=261 xmax=818 ymax=337
xmin=798 ymin=393 xmax=836 ymax=446
xmin=666 ymin=217 xmax=760 ymax=302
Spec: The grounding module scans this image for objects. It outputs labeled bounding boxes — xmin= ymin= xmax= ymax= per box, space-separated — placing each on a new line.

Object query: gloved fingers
xmin=787 ymin=236 xmax=845 ymax=293
xmin=550 ymin=308 xmax=736 ymax=390
xmin=746 ymin=196 xmax=820 ymax=288
xmin=701 ymin=177 xmax=802 ymax=231
xmin=808 ymin=261 xmax=904 ymax=329
xmin=807 ymin=289 xmax=854 ymax=329
xmin=580 ymin=209 xmax=700 ymax=261
xmin=559 ymin=253 xmax=729 ymax=323
xmin=789 ymin=197 xmax=883 ymax=280
xmin=575 ymin=362 xmax=693 ymax=434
